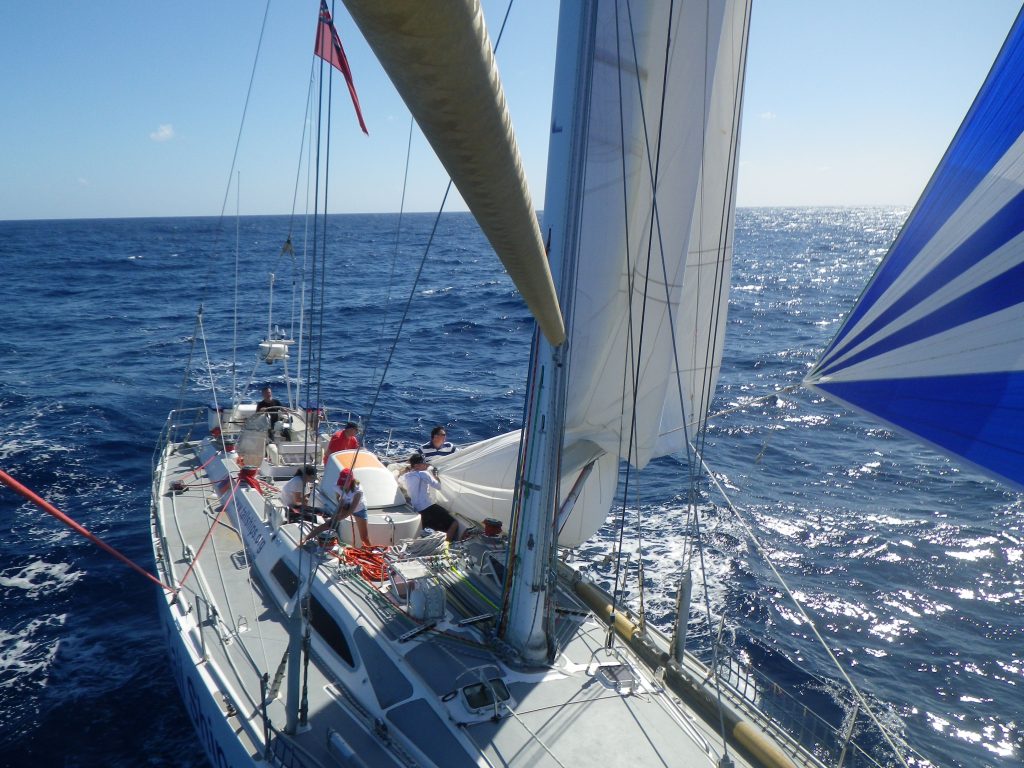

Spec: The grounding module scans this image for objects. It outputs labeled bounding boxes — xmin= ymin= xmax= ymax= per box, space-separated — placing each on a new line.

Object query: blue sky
xmin=0 ymin=1 xmax=1020 ymax=220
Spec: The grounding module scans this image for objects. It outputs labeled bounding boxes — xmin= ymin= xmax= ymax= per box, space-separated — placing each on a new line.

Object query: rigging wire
xmin=695 ymin=448 xmax=913 ymax=768
xmin=370 ymin=116 xmax=415 ymax=392
xmin=198 ymin=0 xmax=274 ymax=314
xmin=605 ymin=0 xmax=753 ymax=758
xmin=357 ymin=0 xmax=518 ymax=442
xmin=296 ymin=3 xmax=342 ymax=725
xmin=360 ymin=182 xmax=455 ymax=432
xmin=216 ymin=5 xmax=271 ymax=220
xmin=233 ymin=172 xmax=241 ymax=400
xmin=605 ymin=0 xmax=646 ymax=648
xmin=688 ymin=3 xmax=742 ymax=759
xmin=274 ymin=60 xmax=317 ymax=404
xmin=173 ymin=310 xmax=204 ymax=424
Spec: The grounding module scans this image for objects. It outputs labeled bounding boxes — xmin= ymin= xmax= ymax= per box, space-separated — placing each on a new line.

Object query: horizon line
xmin=0 ymin=204 xmax=913 ymax=226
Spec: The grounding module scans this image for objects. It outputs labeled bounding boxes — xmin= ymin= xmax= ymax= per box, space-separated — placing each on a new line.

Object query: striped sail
xmin=805 ymin=9 xmax=1024 ymax=489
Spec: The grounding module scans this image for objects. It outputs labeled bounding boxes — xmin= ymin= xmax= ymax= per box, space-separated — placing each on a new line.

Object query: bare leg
xmin=356 ymin=517 xmax=370 ymax=547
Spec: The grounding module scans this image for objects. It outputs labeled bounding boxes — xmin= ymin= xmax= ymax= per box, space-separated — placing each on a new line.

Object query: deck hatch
xmin=463 ymin=678 xmax=510 ymax=712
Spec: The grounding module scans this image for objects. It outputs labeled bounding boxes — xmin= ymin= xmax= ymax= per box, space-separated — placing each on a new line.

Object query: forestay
xmin=806 ymin=8 xmax=1024 ymax=489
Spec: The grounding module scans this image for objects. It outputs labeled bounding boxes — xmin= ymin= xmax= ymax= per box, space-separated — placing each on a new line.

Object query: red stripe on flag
xmin=315 ymin=0 xmax=368 ymax=135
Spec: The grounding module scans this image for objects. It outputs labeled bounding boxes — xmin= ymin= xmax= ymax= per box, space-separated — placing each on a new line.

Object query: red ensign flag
xmin=314 ymin=0 xmax=368 ymax=135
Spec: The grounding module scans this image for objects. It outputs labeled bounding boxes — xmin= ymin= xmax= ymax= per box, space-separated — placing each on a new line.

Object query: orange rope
xmin=342 ymin=546 xmax=388 ymax=582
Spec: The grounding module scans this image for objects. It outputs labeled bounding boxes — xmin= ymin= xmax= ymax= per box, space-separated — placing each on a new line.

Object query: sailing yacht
xmin=144 ymin=1 xmax=1024 ymax=767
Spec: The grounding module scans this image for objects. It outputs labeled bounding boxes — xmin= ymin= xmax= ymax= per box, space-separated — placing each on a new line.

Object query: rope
xmin=343 ymin=546 xmax=388 ymax=582
xmin=0 ymin=469 xmax=174 ymax=593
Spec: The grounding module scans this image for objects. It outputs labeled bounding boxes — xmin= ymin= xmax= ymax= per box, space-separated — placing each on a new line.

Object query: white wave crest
xmin=0 ymin=560 xmax=83 ymax=597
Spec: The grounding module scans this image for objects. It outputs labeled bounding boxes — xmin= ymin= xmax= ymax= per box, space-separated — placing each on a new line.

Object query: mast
xmin=503 ymin=0 xmax=596 ymax=664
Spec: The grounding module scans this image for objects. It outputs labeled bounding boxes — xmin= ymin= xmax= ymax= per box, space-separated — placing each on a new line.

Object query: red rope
xmin=238 ymin=467 xmax=262 ymax=491
xmin=342 ymin=546 xmax=388 ymax=582
xmin=0 ymin=469 xmax=174 ymax=593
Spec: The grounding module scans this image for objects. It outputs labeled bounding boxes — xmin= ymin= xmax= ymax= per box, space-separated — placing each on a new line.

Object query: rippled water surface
xmin=0 ymin=209 xmax=1020 ymax=767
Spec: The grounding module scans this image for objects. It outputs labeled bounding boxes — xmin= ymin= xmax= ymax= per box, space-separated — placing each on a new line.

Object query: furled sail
xmin=341 ymin=0 xmax=564 ymax=346
xmin=806 ymin=9 xmax=1024 ymax=489
xmin=436 ymin=0 xmax=751 ymax=546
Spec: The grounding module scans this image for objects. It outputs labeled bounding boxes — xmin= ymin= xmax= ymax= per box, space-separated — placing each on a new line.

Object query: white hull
xmin=158 ymin=595 xmax=261 ymax=768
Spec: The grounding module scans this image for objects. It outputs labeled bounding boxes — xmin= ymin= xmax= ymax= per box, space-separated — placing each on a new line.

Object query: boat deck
xmin=153 ymin=438 xmax=823 ymax=768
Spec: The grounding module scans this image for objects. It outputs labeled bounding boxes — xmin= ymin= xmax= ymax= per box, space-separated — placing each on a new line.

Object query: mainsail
xmin=566 ymin=0 xmax=748 ymax=470
xmin=806 ymin=8 xmax=1024 ymax=490
xmin=437 ymin=1 xmax=751 ymax=546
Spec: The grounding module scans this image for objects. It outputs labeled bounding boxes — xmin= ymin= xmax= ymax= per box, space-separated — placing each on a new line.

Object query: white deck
xmin=152 ymin=434 xmax=825 ymax=768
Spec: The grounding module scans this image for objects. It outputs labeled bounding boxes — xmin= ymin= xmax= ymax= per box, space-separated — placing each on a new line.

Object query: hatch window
xmin=462 ymin=678 xmax=510 ymax=712
xmin=271 ymin=559 xmax=298 ymax=598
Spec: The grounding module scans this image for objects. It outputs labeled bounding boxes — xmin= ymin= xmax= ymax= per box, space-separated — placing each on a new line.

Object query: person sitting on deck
xmin=305 ymin=468 xmax=369 ymax=546
xmin=256 ymin=386 xmax=290 ymax=440
xmin=400 ymin=453 xmax=459 ymax=542
xmin=325 ymin=421 xmax=360 ymax=464
xmin=279 ymin=464 xmax=323 ymax=523
xmin=420 ymin=426 xmax=456 ymax=460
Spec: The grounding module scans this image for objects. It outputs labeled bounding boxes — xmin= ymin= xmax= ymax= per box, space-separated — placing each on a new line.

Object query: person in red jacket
xmin=326 ymin=421 xmax=360 ymax=463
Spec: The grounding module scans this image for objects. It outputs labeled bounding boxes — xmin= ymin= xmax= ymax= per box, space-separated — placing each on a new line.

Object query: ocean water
xmin=0 ymin=209 xmax=1020 ymax=767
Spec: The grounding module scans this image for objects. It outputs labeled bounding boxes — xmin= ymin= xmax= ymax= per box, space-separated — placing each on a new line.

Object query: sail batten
xmin=808 ymin=8 xmax=1024 ymax=489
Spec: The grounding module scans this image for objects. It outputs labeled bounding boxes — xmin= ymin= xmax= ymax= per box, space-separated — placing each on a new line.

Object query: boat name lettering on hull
xmin=235 ymin=497 xmax=266 ymax=556
xmin=186 ymin=676 xmax=233 ymax=768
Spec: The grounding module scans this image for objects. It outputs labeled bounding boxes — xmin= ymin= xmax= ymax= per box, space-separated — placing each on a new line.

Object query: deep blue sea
xmin=0 ymin=209 xmax=1020 ymax=768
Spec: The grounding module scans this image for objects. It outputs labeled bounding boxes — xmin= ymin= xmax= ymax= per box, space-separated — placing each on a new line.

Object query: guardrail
xmin=709 ymin=649 xmax=910 ymax=768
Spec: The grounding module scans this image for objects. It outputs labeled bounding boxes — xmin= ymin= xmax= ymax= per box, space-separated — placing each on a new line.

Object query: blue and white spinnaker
xmin=806 ymin=8 xmax=1024 ymax=489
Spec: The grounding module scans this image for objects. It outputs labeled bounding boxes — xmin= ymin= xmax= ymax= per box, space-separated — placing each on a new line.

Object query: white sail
xmin=565 ymin=0 xmax=747 ymax=470
xmin=438 ymin=1 xmax=749 ymax=546
xmin=432 ymin=431 xmax=619 ymax=548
